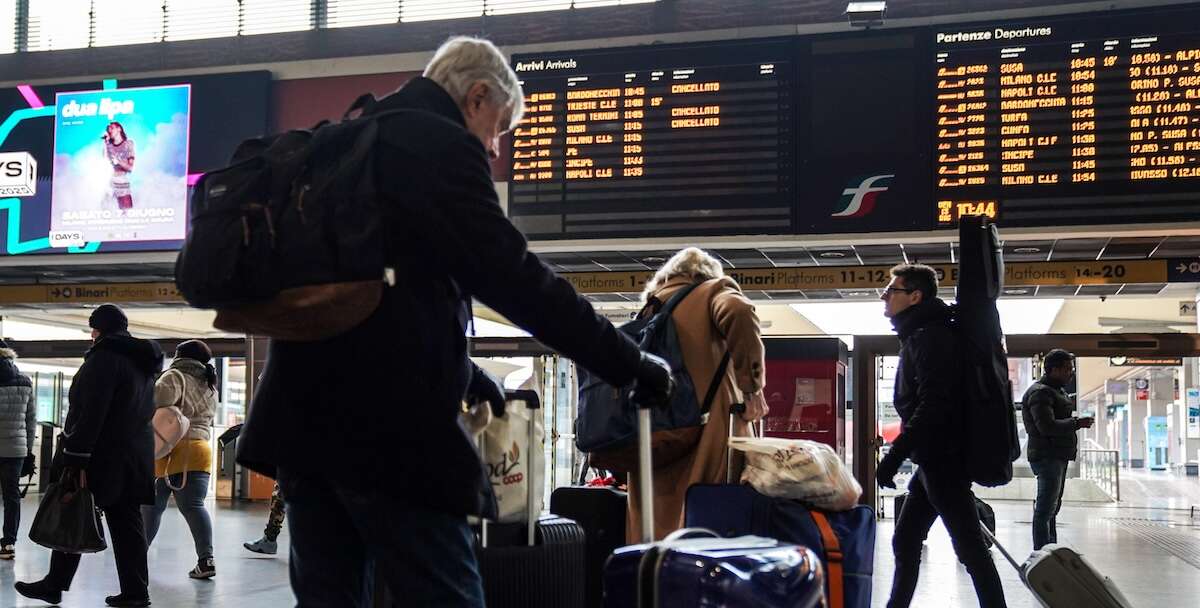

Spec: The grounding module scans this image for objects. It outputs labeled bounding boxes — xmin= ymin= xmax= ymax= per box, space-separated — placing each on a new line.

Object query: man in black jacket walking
xmin=875 ymin=264 xmax=1006 ymax=608
xmin=236 ymin=37 xmax=672 ymax=607
xmin=17 ymin=304 xmax=163 ymax=608
xmin=1022 ymin=349 xmax=1092 ymax=550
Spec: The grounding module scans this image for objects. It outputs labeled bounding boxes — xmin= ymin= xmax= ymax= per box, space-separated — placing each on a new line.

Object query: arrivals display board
xmin=932 ymin=8 xmax=1200 ymax=227
xmin=509 ymin=40 xmax=796 ymax=239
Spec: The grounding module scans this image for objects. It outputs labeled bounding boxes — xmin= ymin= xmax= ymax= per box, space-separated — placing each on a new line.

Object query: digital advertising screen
xmin=0 ymin=71 xmax=269 ymax=256
xmin=51 ymin=85 xmax=191 ymax=246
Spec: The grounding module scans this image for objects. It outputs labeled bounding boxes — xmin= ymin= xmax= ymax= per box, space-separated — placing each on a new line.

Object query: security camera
xmin=846 ymin=1 xmax=886 ymax=28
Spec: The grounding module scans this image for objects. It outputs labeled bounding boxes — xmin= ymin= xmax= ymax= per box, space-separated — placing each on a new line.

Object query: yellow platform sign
xmin=0 ymin=259 xmax=1175 ymax=306
xmin=563 ymin=259 xmax=1170 ymax=294
xmin=0 ymin=282 xmax=182 ymax=305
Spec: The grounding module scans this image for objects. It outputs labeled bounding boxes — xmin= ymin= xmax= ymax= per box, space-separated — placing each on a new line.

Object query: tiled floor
xmin=872 ymin=499 xmax=1200 ymax=607
xmin=1 ymin=499 xmax=295 ymax=607
xmin=1 ymin=471 xmax=1197 ymax=607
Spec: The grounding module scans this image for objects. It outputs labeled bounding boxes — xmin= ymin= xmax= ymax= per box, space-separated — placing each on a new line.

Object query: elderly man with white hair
xmin=235 ymin=36 xmax=673 ymax=607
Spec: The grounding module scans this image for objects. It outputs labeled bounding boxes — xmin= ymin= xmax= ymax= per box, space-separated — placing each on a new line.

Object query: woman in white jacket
xmin=141 ymin=340 xmax=218 ymax=580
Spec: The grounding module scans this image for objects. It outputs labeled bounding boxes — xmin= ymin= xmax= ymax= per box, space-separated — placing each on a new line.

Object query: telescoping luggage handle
xmin=479 ymin=389 xmax=542 ymax=549
xmin=725 ymin=403 xmax=760 ymax=484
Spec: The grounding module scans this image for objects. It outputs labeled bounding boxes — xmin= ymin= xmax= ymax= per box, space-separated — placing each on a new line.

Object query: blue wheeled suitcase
xmin=686 ymin=484 xmax=875 ymax=608
xmin=601 ymin=397 xmax=826 ymax=608
xmin=604 ymin=530 xmax=825 ymax=608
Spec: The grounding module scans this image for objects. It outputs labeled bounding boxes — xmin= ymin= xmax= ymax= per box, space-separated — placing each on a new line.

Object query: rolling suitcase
xmin=983 ymin=527 xmax=1133 ymax=608
xmin=550 ymin=478 xmax=627 ymax=608
xmin=686 ymin=484 xmax=874 ymax=608
xmin=477 ymin=390 xmax=586 ymax=608
xmin=602 ymin=396 xmax=826 ymax=608
xmin=685 ymin=406 xmax=875 ymax=608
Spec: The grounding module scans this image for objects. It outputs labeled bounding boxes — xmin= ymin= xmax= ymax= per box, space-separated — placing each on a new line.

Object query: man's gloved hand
xmin=876 ymin=450 xmax=904 ymax=489
xmin=20 ymin=452 xmax=35 ymax=478
xmin=467 ymin=362 xmax=506 ymax=418
xmin=630 ymin=352 xmax=674 ymax=408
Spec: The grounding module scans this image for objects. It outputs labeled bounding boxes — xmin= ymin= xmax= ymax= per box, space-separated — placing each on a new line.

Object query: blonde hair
xmin=641 ymin=247 xmax=725 ymax=303
xmin=424 ymin=36 xmax=525 ymax=130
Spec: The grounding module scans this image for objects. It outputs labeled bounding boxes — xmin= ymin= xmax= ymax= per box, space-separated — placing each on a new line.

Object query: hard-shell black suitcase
xmin=550 ymin=483 xmax=628 ymax=608
xmin=477 ymin=390 xmax=586 ymax=608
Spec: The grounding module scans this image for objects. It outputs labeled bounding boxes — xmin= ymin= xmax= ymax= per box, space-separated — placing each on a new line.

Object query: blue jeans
xmin=141 ymin=471 xmax=214 ymax=560
xmin=278 ymin=468 xmax=484 ymax=608
xmin=0 ymin=456 xmax=24 ymax=544
xmin=1030 ymin=458 xmax=1068 ymax=550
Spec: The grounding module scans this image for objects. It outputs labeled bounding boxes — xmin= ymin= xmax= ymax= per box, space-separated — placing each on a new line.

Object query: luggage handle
xmin=725 ymin=403 xmax=762 ymax=484
xmin=479 ymin=389 xmax=542 ymax=549
xmin=980 ymin=523 xmax=1023 ymax=574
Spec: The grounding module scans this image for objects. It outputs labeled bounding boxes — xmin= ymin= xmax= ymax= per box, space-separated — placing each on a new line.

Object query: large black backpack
xmin=955 ymin=216 xmax=1020 ymax=487
xmin=175 ymin=94 xmax=401 ymax=341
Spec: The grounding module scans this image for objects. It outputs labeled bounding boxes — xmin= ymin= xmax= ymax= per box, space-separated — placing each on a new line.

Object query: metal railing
xmin=1078 ymin=448 xmax=1121 ymax=502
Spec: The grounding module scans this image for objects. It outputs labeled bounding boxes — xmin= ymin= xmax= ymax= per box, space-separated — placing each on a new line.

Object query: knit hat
xmin=89 ymin=304 xmax=129 ymax=335
xmin=175 ymin=339 xmax=213 ymax=364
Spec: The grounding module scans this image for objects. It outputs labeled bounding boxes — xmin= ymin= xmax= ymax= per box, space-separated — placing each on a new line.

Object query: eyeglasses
xmin=882 ymin=287 xmax=916 ymax=297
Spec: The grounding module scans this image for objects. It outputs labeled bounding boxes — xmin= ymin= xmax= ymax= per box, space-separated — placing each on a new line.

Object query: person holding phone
xmin=1022 ymin=349 xmax=1093 ymax=550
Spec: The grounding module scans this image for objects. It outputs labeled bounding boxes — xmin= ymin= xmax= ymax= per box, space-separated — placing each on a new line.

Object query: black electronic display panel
xmin=932 ymin=6 xmax=1200 ymax=227
xmin=508 ymin=40 xmax=795 ymax=240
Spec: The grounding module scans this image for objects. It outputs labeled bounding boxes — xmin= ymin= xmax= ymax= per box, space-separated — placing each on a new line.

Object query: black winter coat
xmin=60 ymin=333 xmax=163 ymax=508
xmin=889 ymin=299 xmax=966 ymax=470
xmin=1022 ymin=377 xmax=1079 ymax=462
xmin=237 ymin=77 xmax=644 ymax=517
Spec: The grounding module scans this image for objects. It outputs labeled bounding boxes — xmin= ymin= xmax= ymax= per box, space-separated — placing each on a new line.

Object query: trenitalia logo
xmin=832 ymin=174 xmax=894 ymax=218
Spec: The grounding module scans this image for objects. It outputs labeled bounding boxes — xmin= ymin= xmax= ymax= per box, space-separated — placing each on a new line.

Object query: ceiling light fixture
xmin=846 ymin=1 xmax=886 ymax=28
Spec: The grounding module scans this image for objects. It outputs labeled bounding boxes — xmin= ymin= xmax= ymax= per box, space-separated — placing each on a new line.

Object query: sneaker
xmin=105 ymin=593 xmax=151 ymax=607
xmin=0 ymin=544 xmax=14 ymax=560
xmin=243 ymin=536 xmax=278 ymax=555
xmin=14 ymin=580 xmax=63 ymax=605
xmin=188 ymin=557 xmax=216 ymax=580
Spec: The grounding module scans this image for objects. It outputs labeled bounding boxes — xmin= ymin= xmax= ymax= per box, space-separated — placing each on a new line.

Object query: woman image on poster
xmin=102 ymin=121 xmax=136 ymax=212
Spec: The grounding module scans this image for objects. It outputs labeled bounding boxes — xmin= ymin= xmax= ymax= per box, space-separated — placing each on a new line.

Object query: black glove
xmin=467 ymin=362 xmax=506 ymax=418
xmin=20 ymin=453 xmax=35 ymax=478
xmin=876 ymin=450 xmax=904 ymax=489
xmin=630 ymin=352 xmax=674 ymax=409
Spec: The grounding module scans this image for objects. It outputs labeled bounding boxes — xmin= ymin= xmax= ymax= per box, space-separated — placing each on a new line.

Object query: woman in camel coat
xmin=627 ymin=247 xmax=769 ymax=541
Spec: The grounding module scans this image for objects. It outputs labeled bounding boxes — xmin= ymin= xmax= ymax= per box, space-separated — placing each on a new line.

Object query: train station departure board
xmin=508 ymin=40 xmax=795 ymax=240
xmin=932 ymin=9 xmax=1200 ymax=227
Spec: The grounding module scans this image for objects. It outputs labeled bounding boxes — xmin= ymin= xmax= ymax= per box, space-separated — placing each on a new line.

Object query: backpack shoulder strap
xmin=811 ymin=511 xmax=845 ymax=608
xmin=656 ymin=282 xmax=701 ymax=319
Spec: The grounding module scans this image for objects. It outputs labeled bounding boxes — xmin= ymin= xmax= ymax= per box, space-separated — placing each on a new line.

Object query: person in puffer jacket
xmin=0 ymin=339 xmax=35 ymax=560
xmin=140 ymin=340 xmax=219 ymax=581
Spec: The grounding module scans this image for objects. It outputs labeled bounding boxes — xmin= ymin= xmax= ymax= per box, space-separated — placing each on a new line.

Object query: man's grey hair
xmin=424 ymin=36 xmax=525 ymax=129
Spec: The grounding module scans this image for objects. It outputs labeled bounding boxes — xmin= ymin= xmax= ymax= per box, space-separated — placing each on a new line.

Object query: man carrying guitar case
xmin=875 ymin=216 xmax=1014 ymax=608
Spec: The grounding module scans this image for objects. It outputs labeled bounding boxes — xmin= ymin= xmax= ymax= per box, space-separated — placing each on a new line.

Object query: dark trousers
xmin=48 ymin=498 xmax=149 ymax=598
xmin=888 ymin=467 xmax=1007 ymax=608
xmin=1030 ymin=458 xmax=1068 ymax=550
xmin=0 ymin=456 xmax=24 ymax=545
xmin=278 ymin=468 xmax=484 ymax=608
